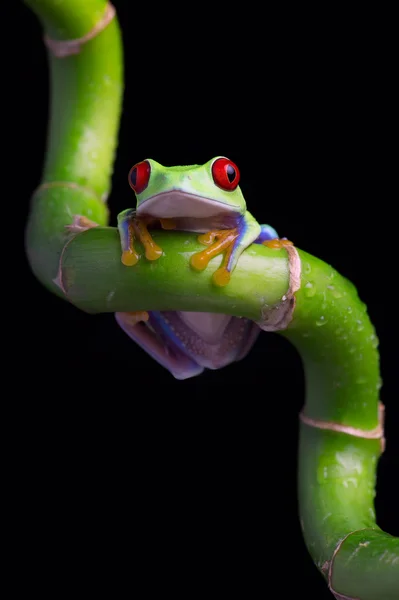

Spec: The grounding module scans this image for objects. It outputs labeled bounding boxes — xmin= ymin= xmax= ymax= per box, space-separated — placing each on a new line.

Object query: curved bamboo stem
xmin=282 ymin=255 xmax=397 ymax=599
xmin=24 ymin=0 xmax=123 ymax=296
xmin=23 ymin=1 xmax=399 ymax=598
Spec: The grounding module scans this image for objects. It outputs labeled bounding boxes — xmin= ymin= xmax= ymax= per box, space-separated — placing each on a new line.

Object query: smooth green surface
xmin=285 ymin=251 xmax=381 ymax=430
xmin=332 ymin=529 xmax=399 ymax=599
xmin=24 ymin=0 xmax=110 ymax=41
xmin=26 ymin=186 xmax=108 ymax=297
xmin=24 ymin=0 xmax=123 ymax=295
xmin=61 ymin=227 xmax=290 ymax=316
xmin=284 ymin=252 xmax=399 ymax=598
xmin=23 ymin=1 xmax=398 ymax=598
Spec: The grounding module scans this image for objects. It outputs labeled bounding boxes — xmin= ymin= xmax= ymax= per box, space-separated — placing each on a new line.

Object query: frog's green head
xmin=128 ymin=157 xmax=246 ymax=218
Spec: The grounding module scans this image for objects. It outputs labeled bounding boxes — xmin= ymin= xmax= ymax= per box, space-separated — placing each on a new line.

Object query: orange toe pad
xmin=263 ymin=238 xmax=294 ymax=249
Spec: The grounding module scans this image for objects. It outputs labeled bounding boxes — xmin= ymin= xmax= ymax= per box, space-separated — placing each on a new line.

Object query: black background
xmin=11 ymin=1 xmax=398 ymax=596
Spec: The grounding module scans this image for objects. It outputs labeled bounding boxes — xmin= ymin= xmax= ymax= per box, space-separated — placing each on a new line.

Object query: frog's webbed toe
xmin=190 ymin=228 xmax=240 ymax=287
xmin=263 ymin=238 xmax=293 ymax=249
xmin=117 ymin=210 xmax=163 ymax=266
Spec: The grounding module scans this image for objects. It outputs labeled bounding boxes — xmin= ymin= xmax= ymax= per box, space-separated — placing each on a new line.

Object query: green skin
xmin=23 ymin=0 xmax=398 ymax=598
xmin=117 ymin=157 xmax=276 ymax=277
xmin=132 ymin=158 xmax=247 ymax=211
xmin=115 ymin=157 xmax=281 ymax=378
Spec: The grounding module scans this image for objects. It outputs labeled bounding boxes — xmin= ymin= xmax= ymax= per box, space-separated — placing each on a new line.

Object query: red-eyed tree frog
xmin=116 ymin=157 xmax=292 ymax=379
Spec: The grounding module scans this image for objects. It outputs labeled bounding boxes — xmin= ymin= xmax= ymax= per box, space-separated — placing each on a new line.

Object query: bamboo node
xmin=44 ymin=3 xmax=116 ymax=58
xmin=299 ymin=402 xmax=385 ymax=452
xmin=257 ymin=243 xmax=301 ymax=332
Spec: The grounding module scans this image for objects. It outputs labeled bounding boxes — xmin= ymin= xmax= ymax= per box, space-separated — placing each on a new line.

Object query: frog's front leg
xmin=117 ymin=209 xmax=166 ymax=266
xmin=190 ymin=211 xmax=262 ymax=287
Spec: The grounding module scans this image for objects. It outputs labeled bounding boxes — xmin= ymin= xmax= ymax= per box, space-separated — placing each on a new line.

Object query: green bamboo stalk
xmin=25 ymin=0 xmax=123 ymax=297
xmin=285 ymin=257 xmax=398 ymax=599
xmin=23 ymin=1 xmax=398 ymax=598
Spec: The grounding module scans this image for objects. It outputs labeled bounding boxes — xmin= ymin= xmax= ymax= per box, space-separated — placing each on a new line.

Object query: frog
xmin=116 ymin=156 xmax=292 ymax=379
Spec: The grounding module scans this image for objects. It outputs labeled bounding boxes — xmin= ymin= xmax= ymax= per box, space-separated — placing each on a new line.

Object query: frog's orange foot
xmin=122 ymin=311 xmax=149 ymax=326
xmin=197 ymin=230 xmax=221 ymax=245
xmin=263 ymin=237 xmax=294 ymax=249
xmin=134 ymin=218 xmax=163 ymax=260
xmin=212 ymin=268 xmax=231 ymax=287
xmin=190 ymin=228 xmax=239 ymax=287
xmin=120 ymin=216 xmax=163 ymax=266
xmin=122 ymin=248 xmax=140 ymax=266
xmin=159 ymin=218 xmax=177 ymax=230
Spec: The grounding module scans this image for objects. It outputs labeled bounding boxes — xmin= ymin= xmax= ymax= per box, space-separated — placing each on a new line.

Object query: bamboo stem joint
xmin=43 ymin=1 xmax=115 ymax=57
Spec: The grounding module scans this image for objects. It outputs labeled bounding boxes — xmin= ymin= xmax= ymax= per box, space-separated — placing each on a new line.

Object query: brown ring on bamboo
xmin=53 ymin=215 xmax=100 ymax=294
xmin=257 ymin=243 xmax=301 ymax=332
xmin=299 ymin=402 xmax=385 ymax=452
xmin=33 ymin=185 xmax=103 ymax=294
xmin=327 ymin=528 xmax=377 ymax=600
xmin=43 ymin=2 xmax=116 ymax=58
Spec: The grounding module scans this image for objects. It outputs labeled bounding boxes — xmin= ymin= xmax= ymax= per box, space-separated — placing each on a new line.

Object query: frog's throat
xmin=136 ymin=190 xmax=242 ymax=219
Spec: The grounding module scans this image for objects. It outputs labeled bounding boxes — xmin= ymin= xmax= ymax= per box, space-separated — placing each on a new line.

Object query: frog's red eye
xmin=128 ymin=160 xmax=151 ymax=194
xmin=211 ymin=157 xmax=240 ymax=191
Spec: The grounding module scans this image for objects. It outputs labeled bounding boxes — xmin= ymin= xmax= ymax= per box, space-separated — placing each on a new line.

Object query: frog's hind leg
xmin=115 ymin=312 xmax=204 ymax=380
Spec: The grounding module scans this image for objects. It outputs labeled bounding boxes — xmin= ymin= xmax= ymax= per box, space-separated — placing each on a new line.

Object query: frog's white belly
xmin=177 ymin=311 xmax=233 ymax=344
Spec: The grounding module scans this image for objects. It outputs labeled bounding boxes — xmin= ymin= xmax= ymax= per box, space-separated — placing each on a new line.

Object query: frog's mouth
xmin=136 ymin=190 xmax=239 ymax=219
